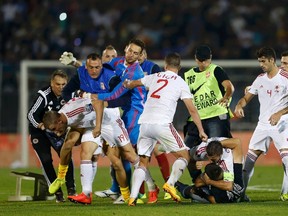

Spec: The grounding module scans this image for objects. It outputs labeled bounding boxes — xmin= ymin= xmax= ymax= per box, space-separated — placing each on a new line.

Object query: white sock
xmin=130 ymin=167 xmax=146 ymax=199
xmin=80 ymin=160 xmax=93 ymax=195
xmin=92 ymin=161 xmax=98 ymax=182
xmin=281 ymin=152 xmax=288 ymax=194
xmin=167 ymin=158 xmax=187 ymax=186
xmin=145 ymin=169 xmax=156 ymax=192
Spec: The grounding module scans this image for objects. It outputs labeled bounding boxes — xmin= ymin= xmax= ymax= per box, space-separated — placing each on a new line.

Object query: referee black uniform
xmin=27 ymin=72 xmax=76 ymax=201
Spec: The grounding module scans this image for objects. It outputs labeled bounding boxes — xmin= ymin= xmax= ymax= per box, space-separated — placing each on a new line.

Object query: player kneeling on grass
xmin=123 ymin=52 xmax=207 ymax=206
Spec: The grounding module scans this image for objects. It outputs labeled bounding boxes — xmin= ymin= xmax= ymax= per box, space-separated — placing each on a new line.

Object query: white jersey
xmin=192 ymin=137 xmax=234 ymax=181
xmin=139 ymin=70 xmax=192 ymax=124
xmin=59 ymin=97 xmax=120 ymax=128
xmin=249 ymin=69 xmax=288 ymax=128
xmin=59 ymin=97 xmax=130 ymax=148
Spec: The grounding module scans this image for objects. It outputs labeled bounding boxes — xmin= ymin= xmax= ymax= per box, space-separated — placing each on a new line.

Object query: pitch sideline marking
xmin=247 ymin=184 xmax=281 ymax=192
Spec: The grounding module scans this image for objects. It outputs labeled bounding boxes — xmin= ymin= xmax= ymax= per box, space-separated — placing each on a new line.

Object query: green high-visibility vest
xmin=184 ymin=63 xmax=230 ymax=121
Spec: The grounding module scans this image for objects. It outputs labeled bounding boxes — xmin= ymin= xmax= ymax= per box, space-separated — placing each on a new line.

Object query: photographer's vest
xmin=184 ymin=64 xmax=230 ymax=121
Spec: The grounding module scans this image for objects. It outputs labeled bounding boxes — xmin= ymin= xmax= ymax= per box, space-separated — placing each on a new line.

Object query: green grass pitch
xmin=0 ymin=165 xmax=287 ymax=216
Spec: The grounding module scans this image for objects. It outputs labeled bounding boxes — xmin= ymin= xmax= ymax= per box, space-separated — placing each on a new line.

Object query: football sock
xmin=145 ymin=169 xmax=156 ymax=192
xmin=233 ymin=163 xmax=243 ymax=187
xmin=167 ymin=157 xmax=188 ymax=186
xmin=280 ymin=151 xmax=288 ymax=194
xmin=130 ymin=167 xmax=146 ymax=199
xmin=120 ymin=186 xmax=130 ymax=201
xmin=80 ymin=160 xmax=93 ymax=195
xmin=243 ymin=150 xmax=258 ymax=191
xmin=58 ymin=164 xmax=68 ymax=179
xmin=156 ymin=153 xmax=170 ymax=181
xmin=92 ymin=161 xmax=97 ymax=182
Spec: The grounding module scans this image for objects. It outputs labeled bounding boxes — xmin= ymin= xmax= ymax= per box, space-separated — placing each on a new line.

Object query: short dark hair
xmin=195 ymin=45 xmax=212 ymax=62
xmin=206 ymin=140 xmax=223 ymax=157
xmin=87 ymin=53 xmax=102 ymax=61
xmin=281 ymin=50 xmax=288 ymax=57
xmin=105 ymin=45 xmax=116 ymax=51
xmin=129 ymin=38 xmax=146 ymax=53
xmin=205 ymin=163 xmax=223 ymax=181
xmin=256 ymin=47 xmax=276 ymax=60
xmin=43 ymin=111 xmax=60 ymax=129
xmin=51 ymin=69 xmax=68 ymax=81
xmin=165 ymin=52 xmax=181 ymax=68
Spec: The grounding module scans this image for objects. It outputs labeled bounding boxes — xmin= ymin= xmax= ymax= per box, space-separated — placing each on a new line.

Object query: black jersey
xmin=27 ymin=85 xmax=66 ymax=132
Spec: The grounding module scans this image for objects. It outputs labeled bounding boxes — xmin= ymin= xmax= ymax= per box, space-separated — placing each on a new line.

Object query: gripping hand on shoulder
xmin=59 ymin=51 xmax=76 ymax=65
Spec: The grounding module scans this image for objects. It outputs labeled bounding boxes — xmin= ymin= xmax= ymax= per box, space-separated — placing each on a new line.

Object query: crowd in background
xmin=1 ymin=0 xmax=288 ymax=132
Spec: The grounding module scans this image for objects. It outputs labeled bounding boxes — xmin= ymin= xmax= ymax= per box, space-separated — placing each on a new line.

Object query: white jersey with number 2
xmin=137 ymin=71 xmax=191 ymax=156
xmin=139 ymin=71 xmax=192 ymax=124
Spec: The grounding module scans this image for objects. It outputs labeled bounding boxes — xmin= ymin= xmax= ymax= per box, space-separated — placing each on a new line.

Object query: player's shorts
xmin=101 ymin=117 xmax=130 ymax=148
xmin=81 ymin=128 xmax=104 ymax=155
xmin=137 ymin=123 xmax=188 ymax=157
xmin=249 ymin=126 xmax=288 ymax=153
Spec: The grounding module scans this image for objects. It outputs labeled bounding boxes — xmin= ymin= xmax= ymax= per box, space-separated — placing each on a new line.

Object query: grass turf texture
xmin=0 ymin=166 xmax=286 ymax=216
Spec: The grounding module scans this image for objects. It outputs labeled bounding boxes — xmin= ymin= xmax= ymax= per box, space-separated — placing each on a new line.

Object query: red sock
xmin=156 ymin=153 xmax=170 ymax=181
xmin=139 ymin=182 xmax=145 ymax=195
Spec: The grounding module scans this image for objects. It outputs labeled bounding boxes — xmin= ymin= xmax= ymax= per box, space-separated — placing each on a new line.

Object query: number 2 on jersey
xmin=150 ymin=79 xmax=168 ymax=99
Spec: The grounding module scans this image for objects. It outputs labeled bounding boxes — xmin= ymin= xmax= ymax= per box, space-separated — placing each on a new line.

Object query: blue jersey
xmin=62 ymin=65 xmax=118 ymax=102
xmin=98 ymin=56 xmax=146 ymax=113
xmin=141 ymin=59 xmax=161 ymax=75
xmin=78 ymin=65 xmax=115 ymax=94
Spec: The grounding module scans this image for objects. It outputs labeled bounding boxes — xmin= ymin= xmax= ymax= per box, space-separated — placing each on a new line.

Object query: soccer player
xmin=102 ymin=45 xmax=117 ymax=63
xmin=43 ymin=97 xmax=138 ymax=205
xmin=124 ymin=52 xmax=207 ymax=206
xmin=280 ymin=50 xmax=288 ymax=71
xmin=234 ymin=46 xmax=288 ymax=201
xmin=27 ymin=69 xmax=76 ymax=202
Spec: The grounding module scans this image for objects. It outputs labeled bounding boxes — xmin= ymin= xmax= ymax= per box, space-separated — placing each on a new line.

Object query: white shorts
xmin=81 ymin=128 xmax=104 ymax=155
xmin=249 ymin=125 xmax=288 ymax=153
xmin=101 ymin=117 xmax=130 ymax=148
xmin=137 ymin=123 xmax=189 ymax=157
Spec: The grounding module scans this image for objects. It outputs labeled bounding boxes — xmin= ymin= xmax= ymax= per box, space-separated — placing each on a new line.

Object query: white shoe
xmin=94 ymin=189 xmax=119 ymax=200
xmin=113 ymin=195 xmax=125 ymax=204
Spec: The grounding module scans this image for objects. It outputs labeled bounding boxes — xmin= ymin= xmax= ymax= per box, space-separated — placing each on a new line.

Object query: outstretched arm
xmin=59 ymin=52 xmax=82 ymax=68
xmin=123 ymin=79 xmax=143 ymax=89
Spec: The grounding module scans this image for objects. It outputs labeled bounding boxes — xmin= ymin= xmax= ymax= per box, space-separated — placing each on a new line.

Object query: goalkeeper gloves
xmin=59 ymin=51 xmax=76 ymax=65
